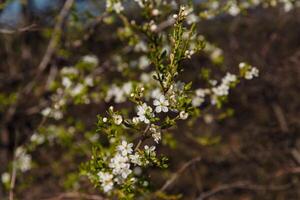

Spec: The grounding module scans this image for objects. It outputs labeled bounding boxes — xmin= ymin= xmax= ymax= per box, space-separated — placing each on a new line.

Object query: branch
xmin=23 ymin=0 xmax=74 ymax=94
xmin=37 ymin=0 xmax=74 ymax=72
xmin=43 ymin=192 xmax=107 ymax=200
xmin=196 ymin=181 xmax=292 ymax=200
xmin=158 ymin=156 xmax=202 ymax=192
xmin=0 ymin=24 xmax=38 ymax=34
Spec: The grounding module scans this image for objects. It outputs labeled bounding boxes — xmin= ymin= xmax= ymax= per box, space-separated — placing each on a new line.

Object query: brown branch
xmin=43 ymin=192 xmax=107 ymax=200
xmin=271 ymin=103 xmax=289 ymax=133
xmin=134 ymin=124 xmax=151 ymax=151
xmin=72 ymin=12 xmax=109 ymax=48
xmin=9 ymin=130 xmax=19 ymax=200
xmin=196 ymin=181 xmax=292 ymax=200
xmin=0 ymin=24 xmax=38 ymax=34
xmin=158 ymin=156 xmax=202 ymax=192
xmin=155 ymin=18 xmax=176 ymax=32
xmin=23 ymin=0 xmax=74 ymax=94
xmin=37 ymin=0 xmax=74 ymax=72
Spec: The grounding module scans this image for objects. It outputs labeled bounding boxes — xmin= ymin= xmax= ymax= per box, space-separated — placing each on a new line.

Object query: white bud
xmin=179 ymin=111 xmax=189 ymax=120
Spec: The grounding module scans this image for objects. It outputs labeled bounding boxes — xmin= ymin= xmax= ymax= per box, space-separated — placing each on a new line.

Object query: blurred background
xmin=0 ymin=0 xmax=300 ymax=199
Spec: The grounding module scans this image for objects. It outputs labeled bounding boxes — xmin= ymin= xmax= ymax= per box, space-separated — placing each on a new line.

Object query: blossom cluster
xmin=78 ymin=3 xmax=262 ymax=197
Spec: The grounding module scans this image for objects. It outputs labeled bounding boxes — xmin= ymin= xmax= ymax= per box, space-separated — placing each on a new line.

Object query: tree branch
xmin=158 ymin=156 xmax=202 ymax=192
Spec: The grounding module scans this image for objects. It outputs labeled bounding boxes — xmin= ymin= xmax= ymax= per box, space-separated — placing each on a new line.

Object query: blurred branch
xmin=271 ymin=103 xmax=289 ymax=133
xmin=72 ymin=12 xmax=108 ymax=47
xmin=0 ymin=24 xmax=38 ymax=34
xmin=196 ymin=181 xmax=293 ymax=200
xmin=23 ymin=0 xmax=74 ymax=94
xmin=158 ymin=156 xmax=201 ymax=193
xmin=44 ymin=192 xmax=107 ymax=200
xmin=37 ymin=0 xmax=74 ymax=72
xmin=9 ymin=130 xmax=18 ymax=200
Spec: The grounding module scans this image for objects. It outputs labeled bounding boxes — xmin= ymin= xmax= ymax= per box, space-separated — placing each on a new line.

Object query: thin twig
xmin=197 ymin=181 xmax=292 ymax=200
xmin=43 ymin=192 xmax=107 ymax=200
xmin=9 ymin=130 xmax=18 ymax=200
xmin=271 ymin=103 xmax=289 ymax=133
xmin=37 ymin=0 xmax=74 ymax=72
xmin=134 ymin=124 xmax=151 ymax=151
xmin=158 ymin=156 xmax=202 ymax=192
xmin=23 ymin=0 xmax=74 ymax=94
xmin=0 ymin=24 xmax=38 ymax=34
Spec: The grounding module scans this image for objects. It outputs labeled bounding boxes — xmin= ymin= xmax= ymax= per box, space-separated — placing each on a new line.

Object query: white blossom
xmin=30 ymin=133 xmax=45 ymax=145
xmin=82 ymin=55 xmax=98 ymax=66
xmin=150 ymin=124 xmax=161 ymax=143
xmin=113 ymin=115 xmax=123 ymax=125
xmin=245 ymin=67 xmax=259 ymax=80
xmin=97 ymin=171 xmax=114 ymax=193
xmin=1 ymin=172 xmax=10 ymax=184
xmin=129 ymin=153 xmax=142 ymax=166
xmin=15 ymin=147 xmax=32 ymax=172
xmin=153 ymin=95 xmax=169 ymax=113
xmin=103 ymin=117 xmax=108 ymax=123
xmin=179 ymin=111 xmax=189 ymax=120
xmin=192 ymin=96 xmax=204 ymax=107
xmin=137 ymin=103 xmax=153 ymax=124
xmin=117 ymin=141 xmax=133 ymax=156
xmin=62 ymin=77 xmax=72 ymax=88
xmin=144 ymin=145 xmax=156 ymax=156
xmin=132 ymin=117 xmax=140 ymax=124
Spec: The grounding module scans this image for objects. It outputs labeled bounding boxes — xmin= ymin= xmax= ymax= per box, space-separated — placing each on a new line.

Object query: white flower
xmin=97 ymin=171 xmax=114 ymax=193
xmin=212 ymin=84 xmax=229 ymax=96
xmin=153 ymin=95 xmax=169 ymax=113
xmin=70 ymin=84 xmax=84 ymax=96
xmin=61 ymin=67 xmax=78 ymax=75
xmin=122 ymin=82 xmax=132 ymax=95
xmin=222 ymin=73 xmax=237 ymax=85
xmin=245 ymin=67 xmax=259 ymax=80
xmin=134 ymin=0 xmax=145 ymax=7
xmin=150 ymin=124 xmax=161 ymax=143
xmin=137 ymin=103 xmax=153 ymax=124
xmin=192 ymin=96 xmax=204 ymax=107
xmin=209 ymin=80 xmax=218 ymax=86
xmin=84 ymin=76 xmax=94 ymax=87
xmin=138 ymin=56 xmax=150 ymax=69
xmin=179 ymin=111 xmax=189 ymax=120
xmin=117 ymin=141 xmax=133 ymax=156
xmin=1 ymin=172 xmax=10 ymax=184
xmin=132 ymin=117 xmax=140 ymax=124
xmin=120 ymin=166 xmax=132 ymax=179
xmin=134 ymin=41 xmax=148 ymax=52
xmin=152 ymin=9 xmax=159 ymax=16
xmin=174 ymin=81 xmax=185 ymax=92
xmin=239 ymin=62 xmax=247 ymax=69
xmin=144 ymin=145 xmax=156 ymax=156
xmin=41 ymin=107 xmax=51 ymax=116
xmin=62 ymin=77 xmax=72 ymax=88
xmin=15 ymin=147 xmax=32 ymax=172
xmin=82 ymin=55 xmax=98 ymax=66
xmin=195 ymin=88 xmax=208 ymax=97
xmin=109 ymin=153 xmax=132 ymax=180
xmin=186 ymin=13 xmax=199 ymax=24
xmin=105 ymin=83 xmax=132 ymax=103
xmin=113 ymin=115 xmax=123 ymax=125
xmin=103 ymin=117 xmax=108 ymax=123
xmin=151 ymin=88 xmax=163 ymax=99
xmin=150 ymin=24 xmax=157 ymax=32
xmin=228 ymin=4 xmax=240 ymax=16
xmin=129 ymin=153 xmax=142 ymax=166
xmin=112 ymin=2 xmax=124 ymax=13
xmin=30 ymin=133 xmax=45 ymax=145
